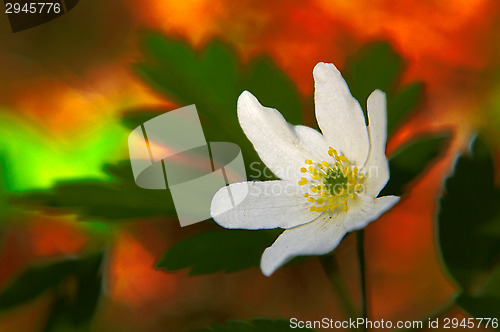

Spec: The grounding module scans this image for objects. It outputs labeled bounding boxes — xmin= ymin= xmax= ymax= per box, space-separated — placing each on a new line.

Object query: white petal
xmin=260 ymin=194 xmax=400 ymax=276
xmin=313 ymin=62 xmax=370 ymax=166
xmin=362 ymin=90 xmax=390 ymax=196
xmin=211 ymin=181 xmax=320 ymax=230
xmin=261 ymin=213 xmax=349 ymax=276
xmin=293 ymin=125 xmax=331 ymax=162
xmin=238 ymin=91 xmax=330 ymax=181
xmin=344 ymin=194 xmax=400 ymax=232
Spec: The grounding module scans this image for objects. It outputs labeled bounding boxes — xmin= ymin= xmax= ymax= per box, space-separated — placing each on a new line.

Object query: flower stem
xmin=319 ymin=255 xmax=358 ymax=325
xmin=357 ymin=230 xmax=368 ymax=332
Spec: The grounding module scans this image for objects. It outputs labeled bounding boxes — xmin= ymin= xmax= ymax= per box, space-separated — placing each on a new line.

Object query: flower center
xmin=298 ymin=147 xmax=364 ymax=213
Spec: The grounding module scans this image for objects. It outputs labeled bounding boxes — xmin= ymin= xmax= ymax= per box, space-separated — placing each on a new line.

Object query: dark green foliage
xmin=42 ymin=253 xmax=103 ymax=332
xmin=156 ymin=229 xmax=281 ymax=275
xmin=438 ymin=138 xmax=500 ymax=291
xmin=0 ymin=259 xmax=79 ymax=310
xmin=0 ymin=253 xmax=103 ymax=323
xmin=437 ymin=137 xmax=500 ymax=320
xmin=0 ymin=153 xmax=14 ymax=221
xmin=455 ymin=295 xmax=500 ymax=325
xmin=386 ymin=82 xmax=424 ymax=137
xmin=134 ymin=33 xmax=302 ymax=180
xmin=244 ymin=58 xmax=303 ymax=125
xmin=344 ymin=42 xmax=424 ymax=136
xmin=381 ymin=133 xmax=451 ymax=196
xmin=17 ymin=161 xmax=177 ymax=220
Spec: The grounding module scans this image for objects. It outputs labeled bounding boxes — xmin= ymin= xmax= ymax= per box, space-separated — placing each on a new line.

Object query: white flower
xmin=210 ymin=62 xmax=399 ymax=276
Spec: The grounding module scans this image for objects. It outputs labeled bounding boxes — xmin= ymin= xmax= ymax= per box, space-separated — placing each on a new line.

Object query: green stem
xmin=357 ymin=230 xmax=368 ymax=332
xmin=319 ymin=255 xmax=358 ymax=325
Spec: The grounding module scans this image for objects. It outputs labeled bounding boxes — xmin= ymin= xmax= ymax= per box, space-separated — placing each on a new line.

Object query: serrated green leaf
xmin=438 ymin=137 xmax=500 ymax=292
xmin=156 ymin=229 xmax=281 ymax=275
xmin=380 ymin=133 xmax=450 ymax=196
xmin=191 ymin=318 xmax=318 ymax=332
xmin=134 ymin=33 xmax=303 ymax=181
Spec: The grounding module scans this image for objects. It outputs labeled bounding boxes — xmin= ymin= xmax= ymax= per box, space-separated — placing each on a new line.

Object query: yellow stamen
xmin=317 ymin=205 xmax=329 ymax=212
xmin=300 ymin=147 xmax=365 ymax=214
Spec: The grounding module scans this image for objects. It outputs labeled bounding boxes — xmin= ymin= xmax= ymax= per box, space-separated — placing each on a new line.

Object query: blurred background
xmin=0 ymin=0 xmax=499 ymax=331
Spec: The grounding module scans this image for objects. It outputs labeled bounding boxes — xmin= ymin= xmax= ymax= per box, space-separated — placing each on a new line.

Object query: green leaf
xmin=0 ymin=253 xmax=102 ymax=312
xmin=454 ymin=265 xmax=500 ymax=322
xmin=121 ymin=107 xmax=171 ymax=130
xmin=481 ymin=264 xmax=500 ymax=297
xmin=243 ymin=57 xmax=302 ymax=125
xmin=438 ymin=136 xmax=500 ymax=292
xmin=43 ymin=253 xmax=103 ymax=332
xmin=345 ymin=42 xmax=403 ymax=108
xmin=386 ymin=82 xmax=424 ymax=136
xmin=17 ymin=161 xmax=177 ymax=220
xmin=156 ymin=229 xmax=281 ymax=275
xmin=455 ymin=295 xmax=500 ymax=324
xmin=0 ymin=152 xmax=14 ymax=222
xmin=344 ymin=42 xmax=424 ymax=136
xmin=134 ymin=33 xmax=302 ymax=180
xmin=0 ymin=261 xmax=77 ymax=310
xmin=191 ymin=318 xmax=318 ymax=332
xmin=380 ymin=133 xmax=451 ymax=196
xmin=440 ymin=137 xmax=500 ymax=320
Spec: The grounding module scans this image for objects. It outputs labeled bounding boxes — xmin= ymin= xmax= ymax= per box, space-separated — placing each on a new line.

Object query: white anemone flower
xmin=210 ymin=62 xmax=399 ymax=276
